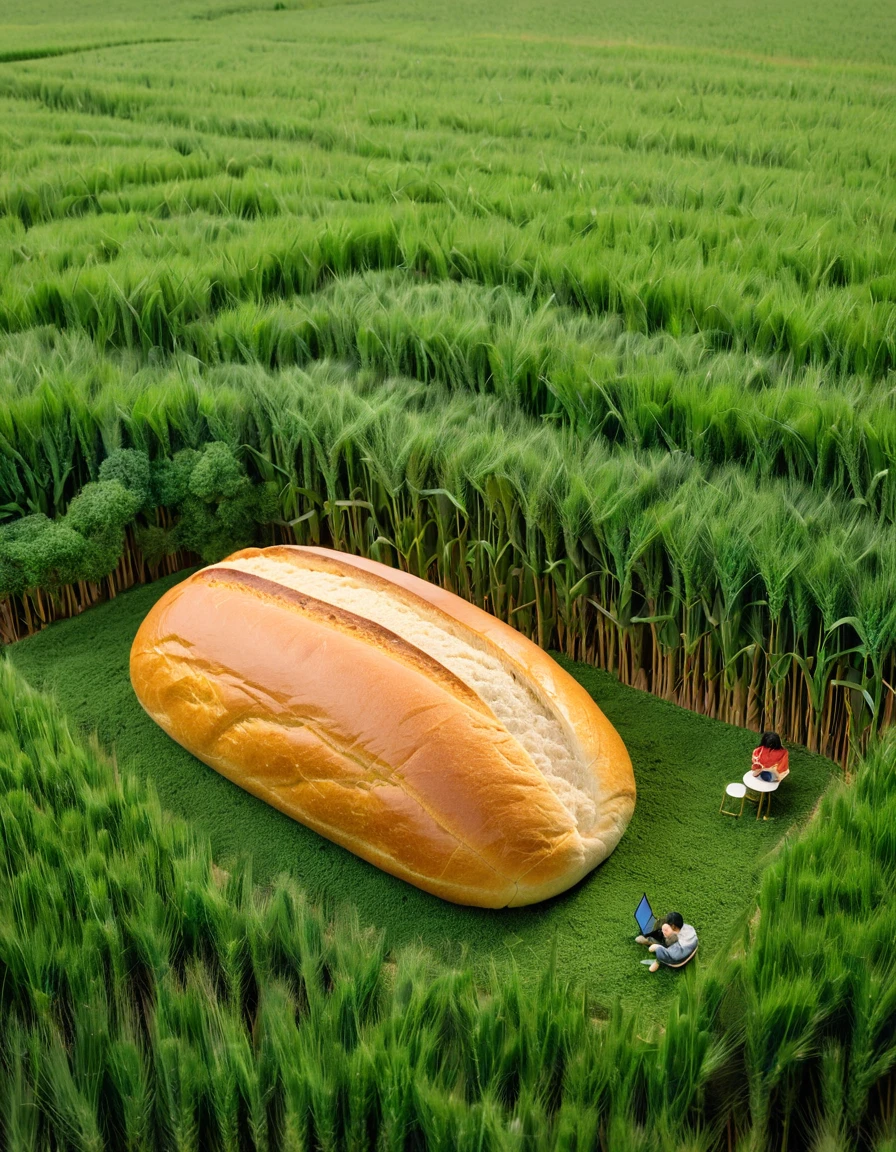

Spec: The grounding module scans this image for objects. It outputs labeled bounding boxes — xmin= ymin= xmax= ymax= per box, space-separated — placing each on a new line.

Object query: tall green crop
xmin=1 ymin=0 xmax=895 ymax=1144
xmin=0 ymin=660 xmax=894 ymax=1148
xmin=0 ymin=0 xmax=889 ymax=751
xmin=1 ymin=0 xmax=895 ymax=753
xmin=3 ymin=356 xmax=896 ymax=764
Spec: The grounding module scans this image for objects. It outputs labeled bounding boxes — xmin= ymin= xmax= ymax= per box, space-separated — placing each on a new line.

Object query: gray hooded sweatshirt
xmin=655 ymin=923 xmax=698 ymax=965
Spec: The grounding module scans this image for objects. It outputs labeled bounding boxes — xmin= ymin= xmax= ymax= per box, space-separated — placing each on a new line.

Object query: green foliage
xmin=0 ymin=657 xmax=890 ymax=1148
xmin=188 ymin=441 xmax=245 ymax=502
xmin=0 ymin=445 xmax=281 ymax=594
xmin=0 ymin=514 xmax=89 ymax=595
xmin=132 ymin=523 xmax=173 ymax=569
xmin=64 ymin=480 xmax=141 ymax=543
xmin=174 ymin=442 xmax=278 ymax=562
xmin=62 ymin=480 xmax=141 ymax=582
xmin=151 ymin=450 xmax=200 ymax=508
xmin=8 ymin=573 xmax=836 ymax=1014
xmin=97 ymin=448 xmax=153 ymax=510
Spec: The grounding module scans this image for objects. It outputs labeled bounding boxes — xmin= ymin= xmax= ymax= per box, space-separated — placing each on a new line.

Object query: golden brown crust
xmin=237 ymin=546 xmax=637 ymax=855
xmin=193 ymin=565 xmax=491 ymax=717
xmin=130 ymin=546 xmax=635 ymax=906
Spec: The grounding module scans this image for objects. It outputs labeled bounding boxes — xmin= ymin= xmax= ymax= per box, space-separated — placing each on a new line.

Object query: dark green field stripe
xmin=0 ymin=39 xmax=185 ymax=65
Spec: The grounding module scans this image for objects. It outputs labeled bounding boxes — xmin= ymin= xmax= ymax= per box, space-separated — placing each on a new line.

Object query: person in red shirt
xmin=751 ymin=731 xmax=789 ymax=782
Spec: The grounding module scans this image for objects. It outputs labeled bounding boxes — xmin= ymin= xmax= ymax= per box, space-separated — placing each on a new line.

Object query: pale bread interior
xmin=216 ymin=555 xmax=598 ymax=831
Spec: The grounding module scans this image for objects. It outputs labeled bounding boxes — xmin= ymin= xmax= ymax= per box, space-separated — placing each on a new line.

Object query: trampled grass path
xmin=9 ymin=572 xmax=834 ymax=1015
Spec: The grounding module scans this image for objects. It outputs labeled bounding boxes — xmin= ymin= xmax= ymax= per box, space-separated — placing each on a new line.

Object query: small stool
xmin=720 ymin=782 xmax=747 ymax=817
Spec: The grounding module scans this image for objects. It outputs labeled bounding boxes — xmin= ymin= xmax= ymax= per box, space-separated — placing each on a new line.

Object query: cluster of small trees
xmin=0 ymin=443 xmax=276 ymax=600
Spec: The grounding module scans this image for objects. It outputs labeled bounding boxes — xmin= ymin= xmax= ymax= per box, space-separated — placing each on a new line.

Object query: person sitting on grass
xmin=635 ymin=912 xmax=698 ymax=972
xmin=751 ymin=731 xmax=789 ymax=782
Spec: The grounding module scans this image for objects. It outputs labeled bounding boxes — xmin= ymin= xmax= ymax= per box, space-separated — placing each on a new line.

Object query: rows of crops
xmin=1 ymin=658 xmax=894 ymax=1151
xmin=1 ymin=0 xmax=895 ymax=765
xmin=7 ymin=272 xmax=896 ymax=513
xmin=3 ymin=344 xmax=896 ymax=761
xmin=1 ymin=0 xmax=895 ymax=1147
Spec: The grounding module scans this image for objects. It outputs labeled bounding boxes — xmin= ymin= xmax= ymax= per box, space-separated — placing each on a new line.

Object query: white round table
xmin=742 ymin=770 xmax=779 ymax=820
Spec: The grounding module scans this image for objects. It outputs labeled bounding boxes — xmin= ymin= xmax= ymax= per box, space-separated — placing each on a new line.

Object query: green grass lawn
xmin=8 ymin=572 xmax=834 ymax=1015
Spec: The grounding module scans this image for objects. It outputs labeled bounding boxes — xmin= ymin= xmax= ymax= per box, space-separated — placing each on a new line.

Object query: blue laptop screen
xmin=635 ymin=894 xmax=655 ymax=935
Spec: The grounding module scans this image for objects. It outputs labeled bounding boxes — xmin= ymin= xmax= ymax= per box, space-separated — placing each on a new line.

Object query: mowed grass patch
xmin=8 ymin=572 xmax=834 ymax=1014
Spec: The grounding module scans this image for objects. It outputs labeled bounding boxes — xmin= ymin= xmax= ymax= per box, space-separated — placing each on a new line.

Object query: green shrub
xmin=97 ymin=448 xmax=153 ymax=511
xmin=173 ymin=443 xmax=279 ymax=562
xmin=187 ymin=442 xmax=246 ymax=502
xmin=0 ymin=514 xmax=89 ymax=596
xmin=63 ymin=480 xmax=142 ymax=582
xmin=151 ymin=449 xmax=200 ymax=508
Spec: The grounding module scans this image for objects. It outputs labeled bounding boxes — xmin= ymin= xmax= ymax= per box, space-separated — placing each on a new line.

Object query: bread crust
xmin=130 ymin=546 xmax=635 ymax=906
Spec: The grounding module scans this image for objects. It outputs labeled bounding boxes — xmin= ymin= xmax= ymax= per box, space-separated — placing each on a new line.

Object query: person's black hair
xmin=664 ymin=912 xmax=684 ymax=930
xmin=760 ymin=731 xmax=783 ymax=750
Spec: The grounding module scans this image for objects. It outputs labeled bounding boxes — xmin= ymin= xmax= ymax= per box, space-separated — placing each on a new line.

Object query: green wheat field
xmin=1 ymin=0 xmax=895 ymax=1147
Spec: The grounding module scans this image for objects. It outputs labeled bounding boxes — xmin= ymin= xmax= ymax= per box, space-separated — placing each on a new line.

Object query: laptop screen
xmin=635 ymin=893 xmax=656 ymax=935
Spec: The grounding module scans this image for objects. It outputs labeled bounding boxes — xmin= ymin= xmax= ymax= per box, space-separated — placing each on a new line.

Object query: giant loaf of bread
xmin=130 ymin=546 xmax=636 ymax=906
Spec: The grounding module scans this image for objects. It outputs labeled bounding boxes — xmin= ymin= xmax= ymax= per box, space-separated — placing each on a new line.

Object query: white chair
xmin=720 ymin=781 xmax=747 ymax=818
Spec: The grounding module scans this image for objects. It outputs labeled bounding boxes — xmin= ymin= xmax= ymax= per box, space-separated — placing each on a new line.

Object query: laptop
xmin=634 ymin=893 xmax=656 ymax=936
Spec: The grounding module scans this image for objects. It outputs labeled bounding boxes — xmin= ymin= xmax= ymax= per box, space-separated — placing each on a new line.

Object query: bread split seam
xmin=130 ymin=545 xmax=636 ymax=906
